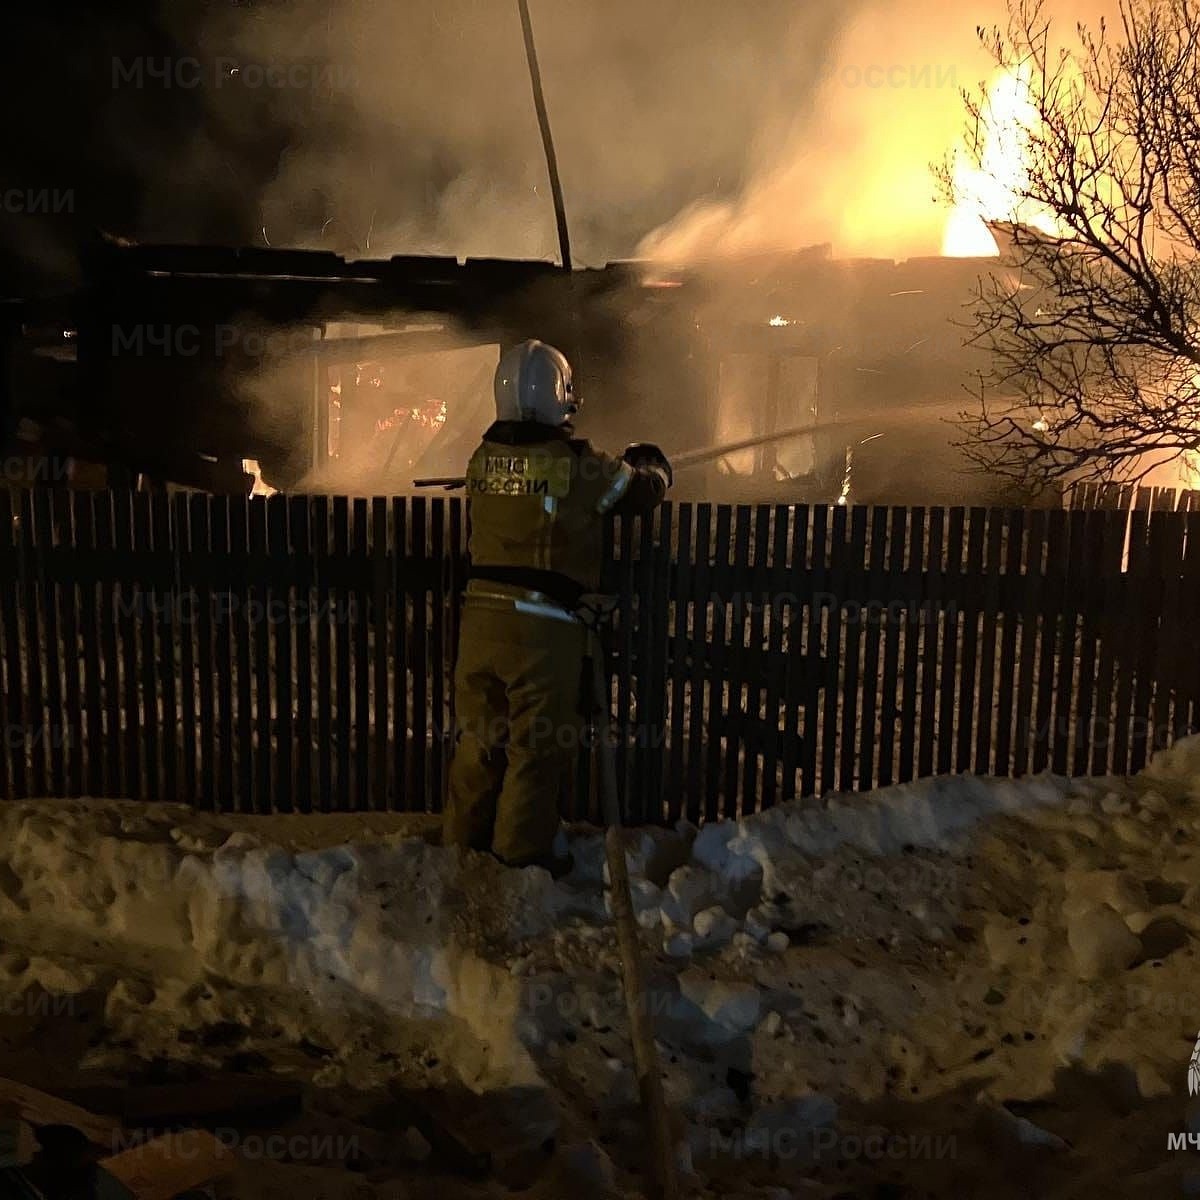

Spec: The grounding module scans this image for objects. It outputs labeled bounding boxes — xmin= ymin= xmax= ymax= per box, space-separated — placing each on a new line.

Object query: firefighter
xmin=443 ymin=339 xmax=671 ymax=874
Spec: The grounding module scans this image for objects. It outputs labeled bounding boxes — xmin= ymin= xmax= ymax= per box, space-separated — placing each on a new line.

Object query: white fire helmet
xmin=493 ymin=339 xmax=579 ymax=426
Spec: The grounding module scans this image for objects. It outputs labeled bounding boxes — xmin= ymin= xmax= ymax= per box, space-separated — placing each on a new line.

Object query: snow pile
xmin=2 ymin=739 xmax=1200 ymax=1197
xmin=0 ymin=767 xmax=1076 ymax=1047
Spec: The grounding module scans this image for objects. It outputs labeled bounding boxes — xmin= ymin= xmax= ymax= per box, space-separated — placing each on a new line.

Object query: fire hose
xmin=578 ymin=598 xmax=682 ymax=1200
xmin=413 ymin=412 xmax=894 ymax=490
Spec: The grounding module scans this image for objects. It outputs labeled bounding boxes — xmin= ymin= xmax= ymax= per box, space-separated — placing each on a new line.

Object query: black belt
xmin=468 ymin=565 xmax=586 ymax=610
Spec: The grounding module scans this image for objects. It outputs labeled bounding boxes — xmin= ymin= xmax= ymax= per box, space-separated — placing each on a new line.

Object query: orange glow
xmin=943 ymin=68 xmax=1064 ymax=257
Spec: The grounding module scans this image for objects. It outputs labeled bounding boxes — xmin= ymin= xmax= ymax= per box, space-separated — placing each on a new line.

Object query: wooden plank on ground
xmin=0 ymin=1078 xmax=120 ymax=1146
xmin=101 ymin=1129 xmax=236 ymax=1200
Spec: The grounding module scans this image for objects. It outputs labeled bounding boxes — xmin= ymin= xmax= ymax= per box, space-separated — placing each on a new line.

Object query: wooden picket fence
xmin=2 ymin=489 xmax=1199 ymax=823
xmin=1067 ymin=481 xmax=1200 ymax=513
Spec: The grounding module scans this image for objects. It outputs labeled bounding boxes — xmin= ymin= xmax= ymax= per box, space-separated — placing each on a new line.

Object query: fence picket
xmin=354 ymin=498 xmax=372 ymax=811
xmin=211 ymin=495 xmax=235 ymax=811
xmin=897 ymin=507 xmax=924 ymax=784
xmin=760 ymin=506 xmax=790 ymax=810
xmin=918 ymin=508 xmax=943 ymax=779
xmin=1 ymin=494 xmax=1197 ymax=824
xmin=704 ymin=507 xmax=732 ymax=821
xmin=667 ymin=504 xmax=693 ymax=822
xmin=270 ymin=497 xmax=294 ymax=813
xmin=0 ymin=491 xmax=19 ymax=798
xmin=839 ymin=506 xmax=868 ymax=792
xmin=685 ymin=505 xmax=712 ymax=820
xmin=230 ymin=496 xmax=255 ymax=813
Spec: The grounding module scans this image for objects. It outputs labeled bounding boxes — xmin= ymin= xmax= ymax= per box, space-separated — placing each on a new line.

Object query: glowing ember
xmin=942 ymin=68 xmax=1064 ymax=257
xmin=768 ymin=315 xmax=791 ymax=327
xmin=375 ymin=397 xmax=447 ymax=433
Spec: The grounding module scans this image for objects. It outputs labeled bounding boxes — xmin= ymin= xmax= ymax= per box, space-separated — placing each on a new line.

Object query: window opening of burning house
xmin=318 ymin=324 xmax=498 ymax=492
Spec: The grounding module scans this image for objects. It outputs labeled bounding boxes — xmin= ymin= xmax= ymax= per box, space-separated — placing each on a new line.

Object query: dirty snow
xmin=2 ymin=743 xmax=1200 ymax=1196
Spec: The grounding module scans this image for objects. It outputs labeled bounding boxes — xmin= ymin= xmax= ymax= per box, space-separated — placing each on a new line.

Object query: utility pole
xmin=517 ymin=0 xmax=573 ymax=271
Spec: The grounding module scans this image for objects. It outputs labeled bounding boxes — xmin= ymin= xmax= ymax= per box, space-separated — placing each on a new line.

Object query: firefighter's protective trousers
xmin=443 ymin=584 xmax=586 ymax=865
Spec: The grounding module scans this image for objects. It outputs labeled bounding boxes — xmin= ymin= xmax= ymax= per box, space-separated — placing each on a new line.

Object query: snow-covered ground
xmin=4 ymin=741 xmax=1200 ymax=1197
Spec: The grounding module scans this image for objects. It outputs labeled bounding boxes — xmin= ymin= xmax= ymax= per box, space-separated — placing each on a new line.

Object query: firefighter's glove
xmin=622 ymin=441 xmax=674 ymax=488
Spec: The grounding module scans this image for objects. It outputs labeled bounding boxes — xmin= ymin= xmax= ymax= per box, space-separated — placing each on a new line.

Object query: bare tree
xmin=942 ymin=0 xmax=1200 ymax=490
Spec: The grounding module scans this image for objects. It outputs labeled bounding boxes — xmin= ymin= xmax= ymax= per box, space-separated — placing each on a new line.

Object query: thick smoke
xmin=149 ymin=0 xmax=857 ymax=265
xmin=152 ymin=0 xmax=1116 ymax=267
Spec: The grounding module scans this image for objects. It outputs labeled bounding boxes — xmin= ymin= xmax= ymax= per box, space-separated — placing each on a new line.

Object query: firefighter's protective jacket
xmin=464 ymin=419 xmax=668 ymax=602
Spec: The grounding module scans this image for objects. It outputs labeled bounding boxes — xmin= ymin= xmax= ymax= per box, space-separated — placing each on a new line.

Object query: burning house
xmin=2 ymin=237 xmax=1034 ymax=506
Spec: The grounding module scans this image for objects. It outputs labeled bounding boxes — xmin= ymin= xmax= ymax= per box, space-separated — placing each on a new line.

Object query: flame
xmin=943 ymin=68 xmax=1064 ymax=257
xmin=242 ymin=459 xmax=277 ymax=496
